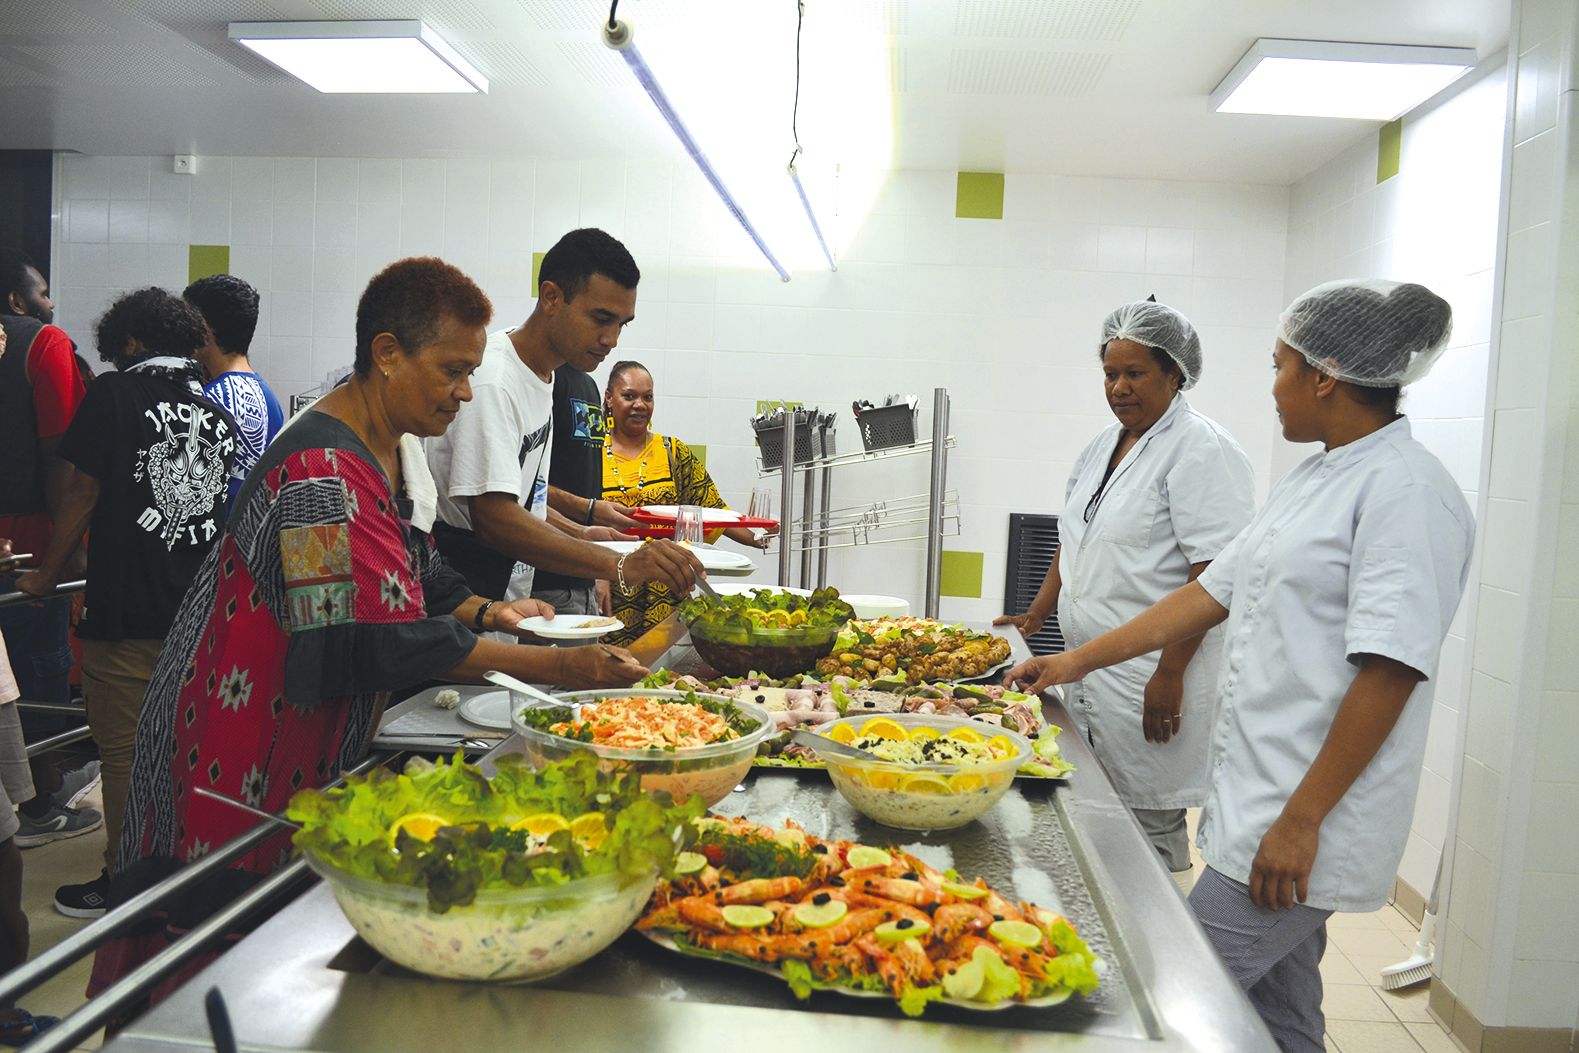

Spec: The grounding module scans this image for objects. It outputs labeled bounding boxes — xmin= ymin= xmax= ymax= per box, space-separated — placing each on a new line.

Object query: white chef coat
xmin=1057 ymin=394 xmax=1255 ymax=809
xmin=1195 ymin=417 xmax=1473 ymax=912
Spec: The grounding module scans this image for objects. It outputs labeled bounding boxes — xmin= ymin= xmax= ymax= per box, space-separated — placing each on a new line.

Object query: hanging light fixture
xmin=602 ymin=13 xmax=791 ymax=281
xmin=785 ymin=2 xmax=836 ymax=271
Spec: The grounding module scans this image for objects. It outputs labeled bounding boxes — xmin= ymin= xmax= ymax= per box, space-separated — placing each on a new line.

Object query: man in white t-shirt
xmin=426 ymin=229 xmax=701 ymax=610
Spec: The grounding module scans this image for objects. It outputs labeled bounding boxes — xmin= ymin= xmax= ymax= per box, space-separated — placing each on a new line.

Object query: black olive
xmin=830 ymin=876 xmax=846 ymax=887
xmin=755 ymin=694 xmax=767 ymax=703
xmin=812 ymin=892 xmax=831 ymax=906
xmin=811 ymin=843 xmax=828 ymax=854
xmin=901 ymin=871 xmax=919 ymax=881
xmin=896 ymin=918 xmax=914 ymax=929
xmin=992 ymin=914 xmax=1004 ymax=921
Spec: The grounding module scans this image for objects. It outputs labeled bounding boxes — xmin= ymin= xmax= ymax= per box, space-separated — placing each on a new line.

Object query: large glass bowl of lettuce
xmin=288 ymin=752 xmax=702 ymax=983
xmin=680 ymin=587 xmax=856 ymax=677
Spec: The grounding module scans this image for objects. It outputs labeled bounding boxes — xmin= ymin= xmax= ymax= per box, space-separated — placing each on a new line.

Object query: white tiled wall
xmin=49 ymin=155 xmax=1289 ymax=620
xmin=1279 ymin=71 xmax=1507 ymax=904
xmin=1436 ymin=0 xmax=1579 ymax=1033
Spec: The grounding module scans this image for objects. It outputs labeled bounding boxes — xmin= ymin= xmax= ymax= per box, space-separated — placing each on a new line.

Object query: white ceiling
xmin=0 ymin=0 xmax=1508 ymax=185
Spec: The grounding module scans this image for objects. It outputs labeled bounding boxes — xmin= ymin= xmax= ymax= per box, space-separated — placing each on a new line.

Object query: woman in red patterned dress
xmin=91 ymin=258 xmax=650 ymax=999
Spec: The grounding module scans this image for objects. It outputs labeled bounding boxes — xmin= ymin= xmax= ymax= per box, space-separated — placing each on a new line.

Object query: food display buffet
xmin=104 ymin=592 xmax=1275 ymax=1053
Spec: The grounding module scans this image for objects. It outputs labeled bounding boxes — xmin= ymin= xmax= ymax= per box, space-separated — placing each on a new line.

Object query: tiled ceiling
xmin=0 ymin=0 xmax=1509 ymax=184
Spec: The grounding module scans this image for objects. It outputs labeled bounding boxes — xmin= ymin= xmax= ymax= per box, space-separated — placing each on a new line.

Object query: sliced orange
xmin=569 ymin=812 xmax=607 ymax=849
xmin=948 ymin=772 xmax=988 ymax=793
xmin=900 ymin=773 xmax=953 ymax=795
xmin=855 ymin=768 xmax=904 ymax=791
xmin=907 ymin=725 xmax=941 ymax=743
xmin=985 ymin=734 xmax=1017 ymax=759
xmin=945 ymin=726 xmax=986 ymax=745
xmin=825 ymin=723 xmax=857 ymax=745
xmin=388 ymin=812 xmax=449 ymax=845
xmin=858 ymin=717 xmax=908 ymax=741
xmin=512 ymin=812 xmax=570 ymax=837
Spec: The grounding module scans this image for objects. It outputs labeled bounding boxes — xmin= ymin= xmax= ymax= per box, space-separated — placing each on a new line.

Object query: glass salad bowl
xmin=510 ymin=690 xmax=774 ymax=809
xmin=804 ymin=713 xmax=1033 ymax=831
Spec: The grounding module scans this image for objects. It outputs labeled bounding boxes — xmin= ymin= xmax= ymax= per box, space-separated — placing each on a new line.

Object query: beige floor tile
xmin=1330 ymin=908 xmax=1405 ymax=932
xmin=1329 ymin=927 xmax=1415 ymax=960
xmin=1379 ymin=986 xmax=1435 ymax=1024
xmin=1379 ymin=906 xmax=1422 ymax=935
xmin=1326 ymin=1018 xmax=1426 ymax=1053
xmin=1326 ymin=1035 xmax=1341 ymax=1053
xmin=1346 ymin=953 xmax=1425 ymax=988
xmin=1404 ymin=1022 xmax=1467 ymax=1053
xmin=1321 ymin=952 xmax=1370 ymax=986
xmin=1325 ymin=983 xmax=1401 ymax=1023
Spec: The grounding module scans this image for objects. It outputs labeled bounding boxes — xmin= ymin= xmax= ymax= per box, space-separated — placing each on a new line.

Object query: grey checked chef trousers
xmin=1189 ymin=866 xmax=1333 ymax=1053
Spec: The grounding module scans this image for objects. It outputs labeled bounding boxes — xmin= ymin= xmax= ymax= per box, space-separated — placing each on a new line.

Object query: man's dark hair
xmin=538 ymin=228 xmax=639 ymax=302
xmin=94 ymin=288 xmax=208 ymax=367
xmin=183 ymin=274 xmax=260 ymax=357
xmin=0 ymin=247 xmax=41 ymax=308
xmin=353 ymin=257 xmax=493 ymax=376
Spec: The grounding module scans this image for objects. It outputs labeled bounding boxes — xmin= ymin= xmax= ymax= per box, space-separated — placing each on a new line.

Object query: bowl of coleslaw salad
xmin=510 ymin=690 xmax=774 ymax=808
xmin=807 ymin=713 xmax=1033 ymax=830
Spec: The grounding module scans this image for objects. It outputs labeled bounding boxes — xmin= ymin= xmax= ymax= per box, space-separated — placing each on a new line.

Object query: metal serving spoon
xmin=788 ymin=727 xmax=883 ymax=762
xmin=483 ymin=670 xmax=583 ymax=720
xmin=193 ymin=785 xmax=301 ymax=830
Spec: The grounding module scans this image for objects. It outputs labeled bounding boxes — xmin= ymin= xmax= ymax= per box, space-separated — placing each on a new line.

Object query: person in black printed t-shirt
xmin=17 ymin=287 xmax=235 ymax=918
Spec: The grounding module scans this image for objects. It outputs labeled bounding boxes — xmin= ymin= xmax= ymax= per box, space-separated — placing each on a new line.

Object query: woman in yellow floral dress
xmin=601 ymin=360 xmax=767 ymax=644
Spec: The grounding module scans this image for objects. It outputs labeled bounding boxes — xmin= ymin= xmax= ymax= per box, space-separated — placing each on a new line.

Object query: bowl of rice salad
xmin=511 ymin=690 xmax=774 ymax=808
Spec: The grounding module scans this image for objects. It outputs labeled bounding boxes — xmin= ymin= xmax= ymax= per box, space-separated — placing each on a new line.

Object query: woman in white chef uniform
xmin=997 ymin=300 xmax=1255 ymax=882
xmin=1006 ymin=280 xmax=1474 ymax=1053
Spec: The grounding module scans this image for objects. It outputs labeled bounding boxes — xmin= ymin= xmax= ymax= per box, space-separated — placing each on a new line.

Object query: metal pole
xmin=0 ymin=753 xmax=384 ymax=1007
xmin=0 ymin=580 xmax=85 ymax=608
xmin=923 ymin=388 xmax=950 ymax=618
xmin=799 ymin=467 xmax=815 ymax=590
xmin=21 ymin=858 xmax=311 ymax=1053
xmin=24 ymin=725 xmax=91 ymax=758
xmin=815 ymin=463 xmax=833 ymax=589
xmin=778 ymin=413 xmax=795 ymax=584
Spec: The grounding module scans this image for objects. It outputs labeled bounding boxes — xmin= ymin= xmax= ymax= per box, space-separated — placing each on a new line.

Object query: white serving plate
xmin=456 ymin=689 xmax=516 ymax=730
xmin=518 ymin=614 xmax=624 ymax=640
xmin=595 ymin=541 xmax=756 ymax=575
xmin=638 ymin=504 xmax=746 ymax=524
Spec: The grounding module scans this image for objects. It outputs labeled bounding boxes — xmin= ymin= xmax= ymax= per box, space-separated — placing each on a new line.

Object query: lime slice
xmin=846 ymin=845 xmax=893 ymax=869
xmin=792 ymin=898 xmax=849 ymax=929
xmin=874 ymin=917 xmax=932 ymax=944
xmin=941 ymin=955 xmax=986 ymax=999
xmin=941 ymin=880 xmax=988 ymax=901
xmin=988 ymin=919 xmax=1044 ymax=948
xmin=720 ymin=904 xmax=775 ymax=929
xmin=674 ymin=851 xmax=707 ymax=876
xmin=1034 ymin=907 xmax=1064 ymax=933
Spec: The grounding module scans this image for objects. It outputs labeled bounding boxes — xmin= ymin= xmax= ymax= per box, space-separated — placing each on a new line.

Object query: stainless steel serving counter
xmin=106 ymin=620 xmax=1274 ymax=1052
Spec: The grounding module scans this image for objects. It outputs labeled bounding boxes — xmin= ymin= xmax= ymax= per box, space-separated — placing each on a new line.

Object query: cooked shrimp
xmin=711 ymin=876 xmax=804 ymax=904
xmin=933 ymin=902 xmax=994 ymax=943
xmin=853 ymin=875 xmax=945 ymax=908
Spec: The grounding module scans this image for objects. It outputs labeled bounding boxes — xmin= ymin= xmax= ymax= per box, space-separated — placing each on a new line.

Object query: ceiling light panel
xmin=1211 ymin=39 xmax=1476 ymax=121
xmin=227 ymin=20 xmax=488 ymax=93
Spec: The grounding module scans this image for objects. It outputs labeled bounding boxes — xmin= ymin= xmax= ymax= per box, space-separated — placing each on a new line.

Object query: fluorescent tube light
xmin=1211 ymin=39 xmax=1474 ymax=120
xmin=787 ymin=162 xmax=836 ymax=271
xmin=228 ymin=20 xmax=487 ymax=94
xmin=603 ymin=17 xmax=790 ymax=282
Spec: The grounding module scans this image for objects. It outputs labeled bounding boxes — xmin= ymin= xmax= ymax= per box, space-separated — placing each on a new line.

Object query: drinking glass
xmin=675 ymin=505 xmax=706 ymax=547
xmin=747 ymin=487 xmax=773 ymax=520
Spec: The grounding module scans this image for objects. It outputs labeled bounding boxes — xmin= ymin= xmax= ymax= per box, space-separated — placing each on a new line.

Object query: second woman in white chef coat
xmin=998 ymin=301 xmax=1255 ymax=880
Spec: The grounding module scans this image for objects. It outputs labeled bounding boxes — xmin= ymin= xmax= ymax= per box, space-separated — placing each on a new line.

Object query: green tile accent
xmin=755 ymin=399 xmax=804 ymax=414
xmin=531 ymin=251 xmax=545 ymax=293
xmin=1377 ymin=120 xmax=1402 ymax=183
xmin=955 ymin=172 xmax=1004 ymax=220
xmin=939 ymin=550 xmax=984 ymax=598
xmin=690 ymin=444 xmax=706 ymax=467
xmin=188 ymin=244 xmax=229 ymax=284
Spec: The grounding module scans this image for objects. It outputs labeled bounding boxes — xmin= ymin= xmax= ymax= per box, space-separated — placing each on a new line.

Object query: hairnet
xmin=1099 ymin=301 xmax=1202 ymax=389
xmin=1278 ymin=279 xmax=1453 ymax=388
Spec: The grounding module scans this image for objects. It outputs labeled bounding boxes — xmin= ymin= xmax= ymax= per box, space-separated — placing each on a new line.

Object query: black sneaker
xmin=14 ymin=803 xmax=103 ymax=848
xmin=54 ymin=870 xmax=109 ymax=919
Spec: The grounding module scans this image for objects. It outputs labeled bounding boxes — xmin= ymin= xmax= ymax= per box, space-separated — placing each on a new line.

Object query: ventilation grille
xmin=0 ymin=0 xmax=119 ymax=37
xmin=17 ymin=43 xmax=222 ymax=86
xmin=1005 ymin=513 xmax=1065 ymax=657
xmin=955 ymin=0 xmax=1142 ymax=41
xmin=947 ymin=49 xmax=1109 ymax=96
xmin=123 ymin=0 xmax=285 ymax=26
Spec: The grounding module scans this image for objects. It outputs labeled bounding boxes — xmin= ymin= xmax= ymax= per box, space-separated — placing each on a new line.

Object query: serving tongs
xmin=788 ymin=728 xmax=882 ymax=762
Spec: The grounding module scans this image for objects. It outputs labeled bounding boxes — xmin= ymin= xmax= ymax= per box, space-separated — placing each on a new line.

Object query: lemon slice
xmin=948 ymin=772 xmax=988 ymax=793
xmin=874 ymin=917 xmax=931 ymax=944
xmin=945 ymin=726 xmax=986 ymax=744
xmin=787 ymin=609 xmax=808 ymax=626
xmin=825 ymin=723 xmax=857 ymax=745
xmin=388 ymin=813 xmax=449 ymax=845
xmin=570 ymin=812 xmax=607 ymax=848
xmin=988 ymin=919 xmax=1045 ymax=948
xmin=941 ymin=879 xmax=989 ymax=901
xmin=792 ymin=898 xmax=849 ymax=928
xmin=901 ymin=773 xmax=954 ymax=795
xmin=846 ymin=845 xmax=893 ymax=869
xmin=721 ymin=904 xmax=775 ymax=929
xmin=512 ymin=812 xmax=570 ymax=837
xmin=986 ymin=734 xmax=1017 ymax=759
xmin=858 ymin=717 xmax=908 ymax=741
xmin=674 ymin=851 xmax=708 ymax=876
xmin=907 ymin=725 xmax=941 ymax=743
